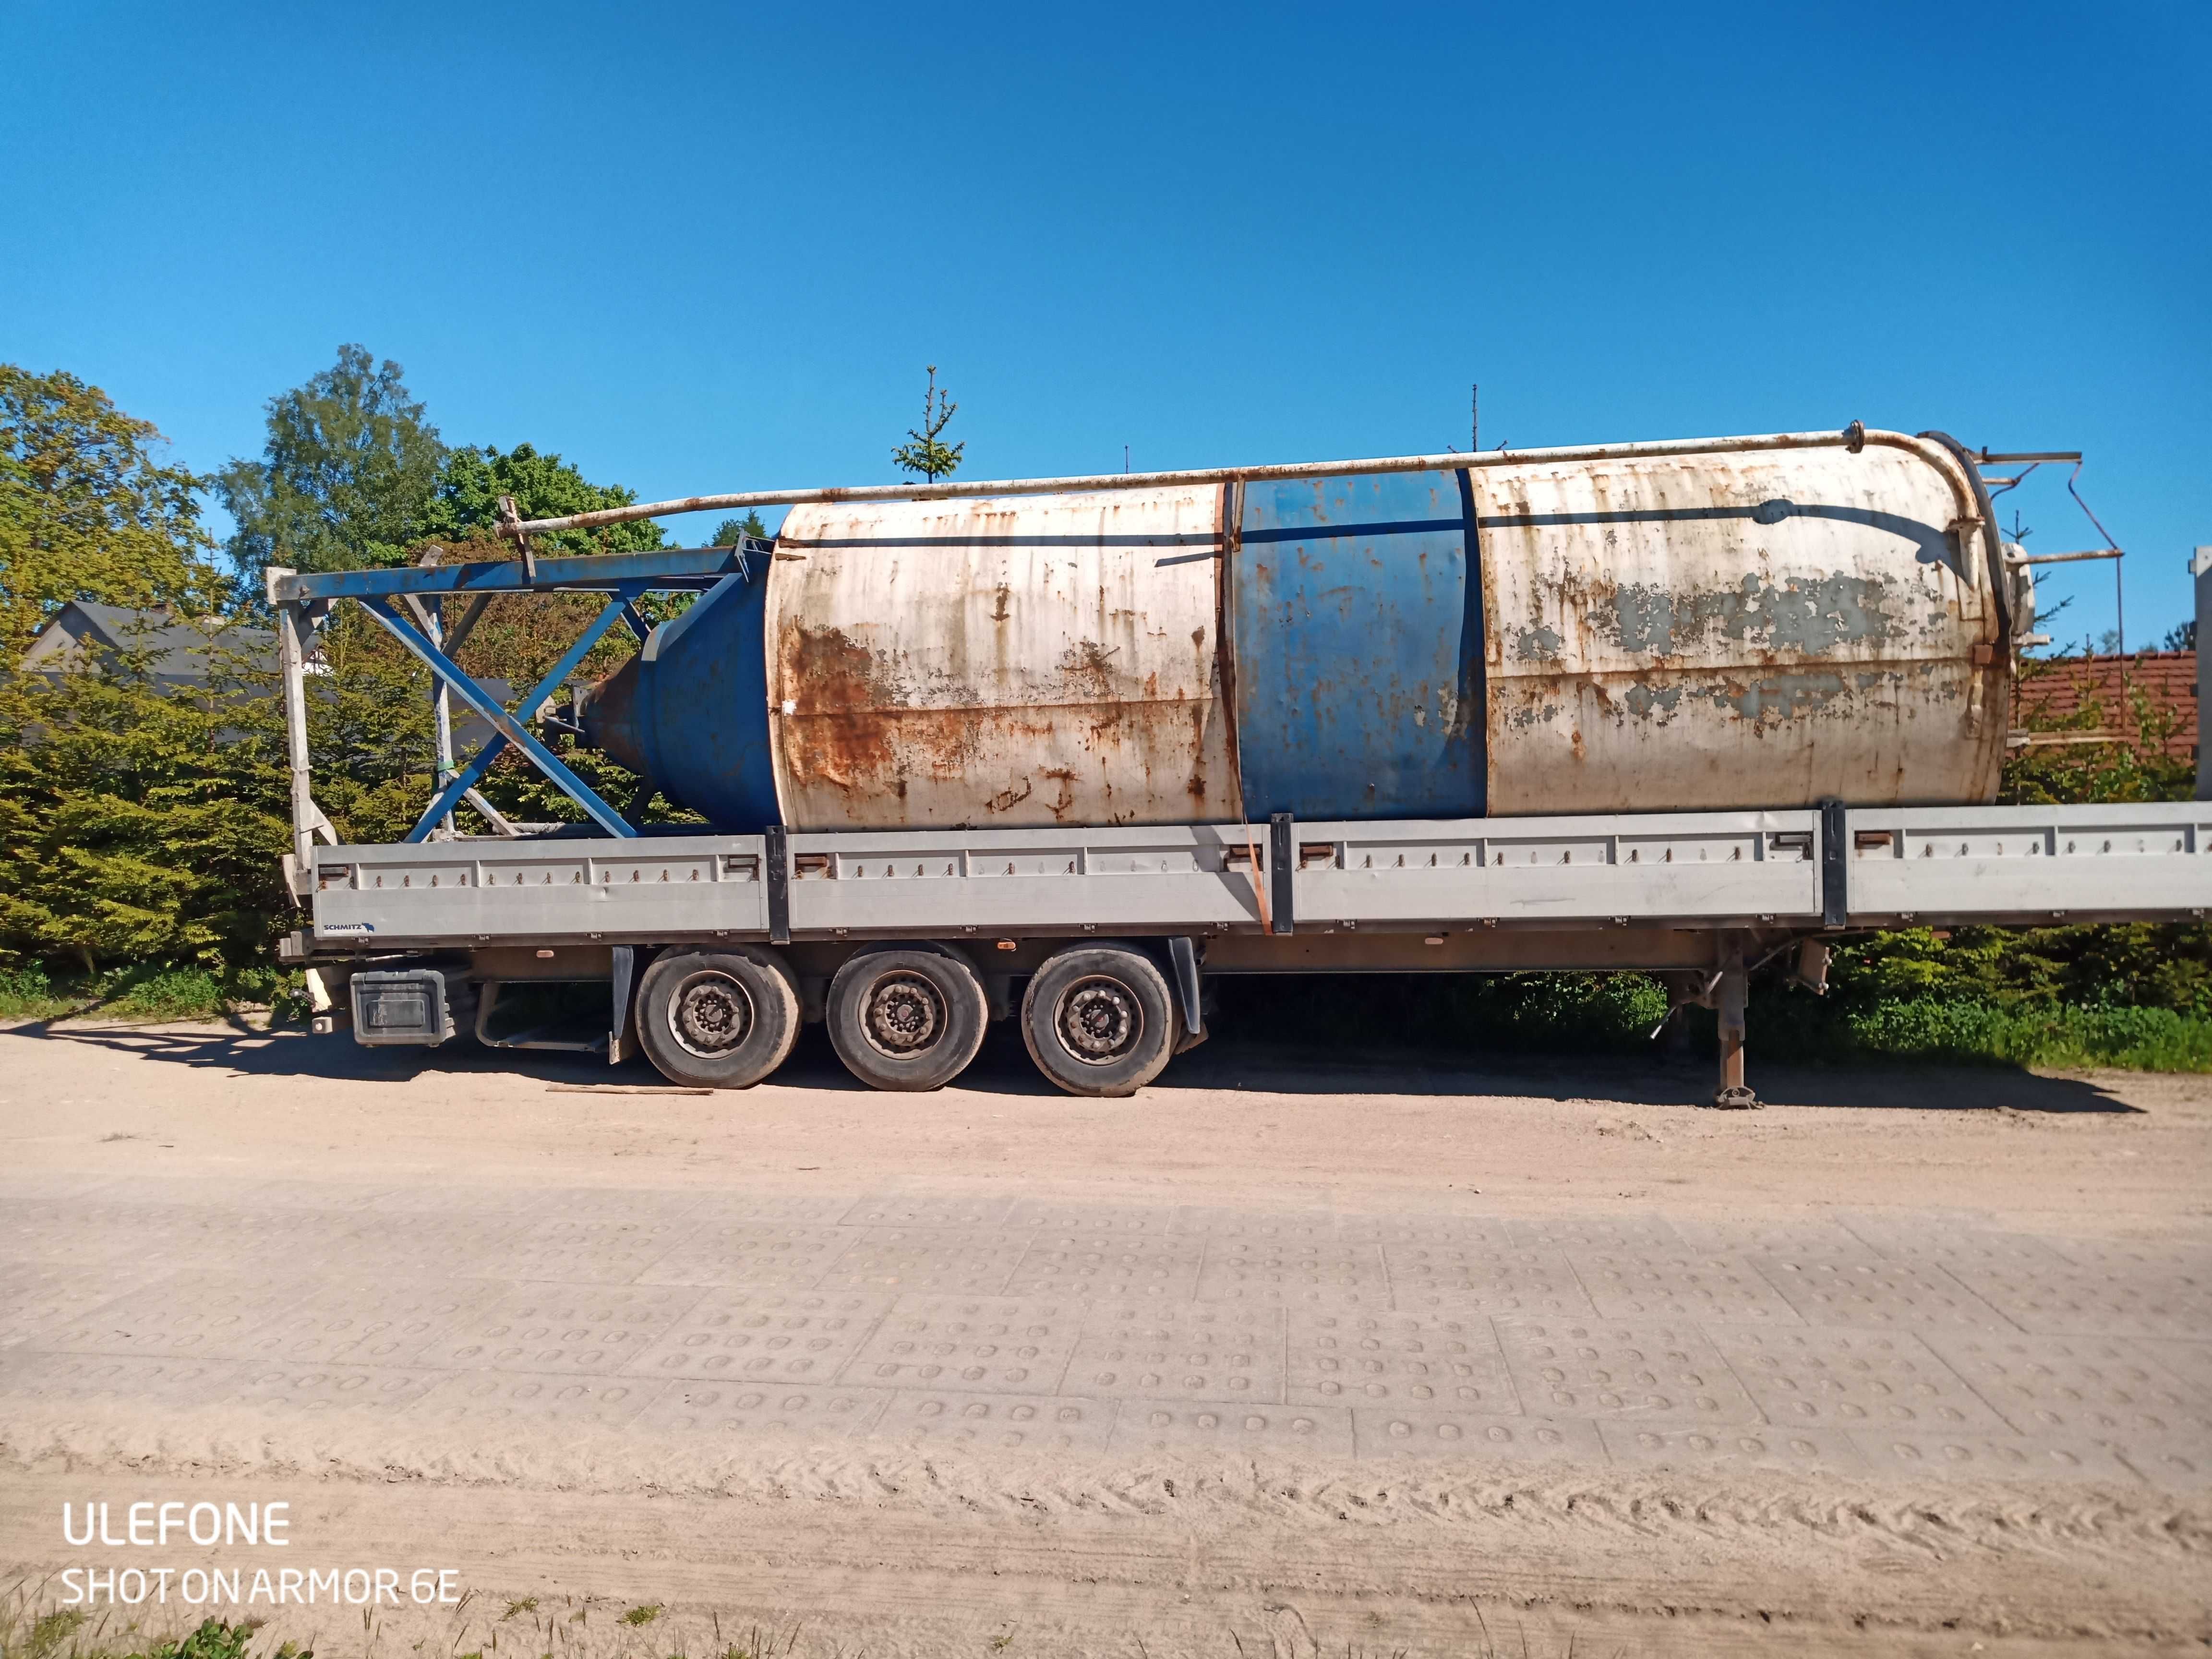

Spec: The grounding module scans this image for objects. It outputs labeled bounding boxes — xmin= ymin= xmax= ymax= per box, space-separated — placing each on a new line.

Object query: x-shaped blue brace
xmin=362 ymin=585 xmax=650 ymax=842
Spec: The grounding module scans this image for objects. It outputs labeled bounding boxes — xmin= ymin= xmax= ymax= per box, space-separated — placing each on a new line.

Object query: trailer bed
xmin=301 ymin=801 xmax=2211 ymax=953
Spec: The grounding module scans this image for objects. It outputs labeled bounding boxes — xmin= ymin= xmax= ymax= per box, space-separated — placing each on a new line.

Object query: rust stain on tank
xmin=1476 ymin=446 xmax=2006 ymax=814
xmin=769 ymin=484 xmax=1243 ymax=830
xmin=1040 ymin=767 xmax=1078 ymax=820
xmin=777 ymin=624 xmax=905 ymax=792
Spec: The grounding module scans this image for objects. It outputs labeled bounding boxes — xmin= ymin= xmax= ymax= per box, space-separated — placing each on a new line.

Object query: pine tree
xmin=890 ymin=365 xmax=964 ymax=483
xmin=710 ymin=510 xmax=769 ymax=546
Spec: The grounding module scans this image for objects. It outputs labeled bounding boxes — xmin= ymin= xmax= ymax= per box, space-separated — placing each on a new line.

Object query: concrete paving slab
xmin=84 ymin=1175 xmax=398 ymax=1211
xmin=1193 ymin=1238 xmax=1390 ymax=1309
xmin=225 ymin=1278 xmax=513 ymax=1366
xmin=2110 ymin=1433 xmax=2212 ymax=1488
xmin=679 ymin=1190 xmax=863 ymax=1225
xmin=409 ymin=1370 xmax=662 ymax=1431
xmin=631 ymin=1380 xmax=890 ymax=1443
xmin=1002 ymin=1198 xmax=1182 ymax=1235
xmin=421 ymin=1282 xmax=702 ymax=1374
xmin=470 ymin=1214 xmax=702 ymax=1284
xmin=2133 ymin=1336 xmax=2212 ymax=1395
xmin=813 ymin=1226 xmax=1032 ymax=1296
xmin=870 ymin=1389 xmax=1114 ymax=1454
xmin=2042 ymin=1236 xmax=2212 ymax=1273
xmin=209 ymin=1361 xmax=448 ymax=1419
xmin=1169 ymin=1206 xmax=1339 ymax=1239
xmin=1836 ymin=1218 xmax=2074 ymax=1269
xmin=27 ymin=1273 xmax=318 ymax=1359
xmin=1569 ymin=1250 xmax=1805 ymax=1325
xmin=0 ymin=1202 xmax=156 ymax=1265
xmin=1601 ymin=1421 xmax=1871 ymax=1476
xmin=840 ymin=1294 xmax=1084 ymax=1393
xmin=625 ymin=1287 xmax=893 ymax=1383
xmin=1505 ymin=1213 xmax=1684 ymax=1253
xmin=1921 ymin=1330 xmax=2212 ymax=1439
xmin=0 ymin=1261 xmax=165 ymax=1347
xmin=1351 ymin=1409 xmax=1605 ymax=1465
xmin=1337 ymin=1212 xmax=1517 ymax=1248
xmin=634 ymin=1222 xmax=857 ymax=1287
xmin=1847 ymin=1430 xmax=2138 ymax=1484
xmin=1109 ymin=1398 xmax=1354 ymax=1460
xmin=524 ymin=1187 xmax=711 ymax=1222
xmin=1942 ymin=1260 xmax=2212 ymax=1340
xmin=1005 ymin=1233 xmax=1206 ymax=1299
xmin=1670 ymin=1217 xmax=1881 ymax=1259
xmin=1704 ymin=1323 xmax=2009 ymax=1432
xmin=334 ymin=1212 xmax=537 ymax=1274
xmin=1382 ymin=1245 xmax=1598 ymax=1317
xmin=839 ymin=1190 xmax=1018 ymax=1228
xmin=1287 ymin=1308 xmax=1515 ymax=1411
xmin=0 ymin=1348 xmax=239 ymax=1407
xmin=1064 ymin=1302 xmax=1285 ymax=1403
xmin=112 ymin=1207 xmax=363 ymax=1264
xmin=355 ymin=1185 xmax=560 ymax=1214
xmin=1753 ymin=1257 xmax=2017 ymax=1331
xmin=1494 ymin=1317 xmax=1764 ymax=1425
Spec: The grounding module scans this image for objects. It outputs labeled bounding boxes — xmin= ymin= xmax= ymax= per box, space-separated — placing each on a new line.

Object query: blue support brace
xmin=361 ymin=594 xmax=641 ymax=841
xmin=277 ymin=543 xmax=767 ymax=603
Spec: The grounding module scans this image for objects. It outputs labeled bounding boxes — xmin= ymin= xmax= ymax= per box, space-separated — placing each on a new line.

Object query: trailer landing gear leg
xmin=1713 ymin=936 xmax=1759 ymax=1109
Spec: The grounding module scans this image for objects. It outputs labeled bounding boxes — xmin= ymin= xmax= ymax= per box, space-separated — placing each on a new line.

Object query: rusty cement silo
xmin=577 ymin=431 xmax=2014 ymax=830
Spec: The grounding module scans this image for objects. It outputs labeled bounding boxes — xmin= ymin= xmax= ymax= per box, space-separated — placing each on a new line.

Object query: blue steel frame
xmin=285 ymin=543 xmax=766 ymax=844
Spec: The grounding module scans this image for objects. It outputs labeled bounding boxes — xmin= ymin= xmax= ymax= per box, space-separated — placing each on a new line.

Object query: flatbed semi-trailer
xmin=279 ymin=800 xmax=2212 ymax=1104
xmin=266 ymin=426 xmax=2204 ymax=1105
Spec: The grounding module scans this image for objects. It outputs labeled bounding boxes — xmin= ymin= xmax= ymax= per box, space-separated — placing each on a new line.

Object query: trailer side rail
xmin=301 ymin=802 xmax=2210 ymax=950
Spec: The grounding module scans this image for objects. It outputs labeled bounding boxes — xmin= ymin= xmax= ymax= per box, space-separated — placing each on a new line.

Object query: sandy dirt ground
xmin=1 ymin=1016 xmax=2208 ymax=1657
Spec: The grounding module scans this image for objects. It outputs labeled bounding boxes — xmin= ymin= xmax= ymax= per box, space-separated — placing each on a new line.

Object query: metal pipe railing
xmin=498 ymin=425 xmax=1983 ymax=541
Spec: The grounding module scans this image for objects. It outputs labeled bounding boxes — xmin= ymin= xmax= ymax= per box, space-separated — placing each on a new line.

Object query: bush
xmin=1214 ymin=964 xmax=2212 ymax=1074
xmin=0 ymin=963 xmax=65 ymax=1020
xmin=1841 ymin=998 xmax=2212 ymax=1070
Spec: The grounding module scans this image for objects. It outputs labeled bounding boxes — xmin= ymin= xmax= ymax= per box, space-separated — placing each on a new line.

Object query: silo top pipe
xmin=498 ymin=425 xmax=1982 ymax=541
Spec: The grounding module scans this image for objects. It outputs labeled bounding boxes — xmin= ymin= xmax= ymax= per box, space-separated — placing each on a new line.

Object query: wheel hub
xmin=1061 ymin=980 xmax=1138 ymax=1061
xmin=865 ymin=974 xmax=941 ymax=1054
xmin=672 ymin=974 xmax=753 ymax=1056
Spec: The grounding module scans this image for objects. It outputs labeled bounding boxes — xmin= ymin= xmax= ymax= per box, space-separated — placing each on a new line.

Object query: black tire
xmin=636 ymin=947 xmax=799 ymax=1088
xmin=1020 ymin=945 xmax=1178 ymax=1098
xmin=826 ymin=945 xmax=987 ymax=1092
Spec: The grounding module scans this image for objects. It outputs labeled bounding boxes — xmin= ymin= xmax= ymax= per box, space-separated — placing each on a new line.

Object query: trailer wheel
xmin=1020 ymin=945 xmax=1177 ymax=1097
xmin=636 ymin=947 xmax=799 ymax=1088
xmin=826 ymin=946 xmax=988 ymax=1091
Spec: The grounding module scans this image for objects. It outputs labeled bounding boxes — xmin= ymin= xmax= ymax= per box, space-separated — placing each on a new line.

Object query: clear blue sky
xmin=4 ymin=1 xmax=2205 ymax=647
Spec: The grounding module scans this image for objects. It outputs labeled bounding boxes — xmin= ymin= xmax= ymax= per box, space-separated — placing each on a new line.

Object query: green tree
xmin=426 ymin=442 xmax=668 ymax=556
xmin=0 ymin=646 xmax=294 ymax=979
xmin=216 ymin=345 xmax=447 ymax=587
xmin=891 ymin=364 xmax=963 ymax=483
xmin=0 ymin=363 xmax=448 ymax=988
xmin=710 ymin=510 xmax=769 ymax=546
xmin=0 ymin=365 xmax=227 ymax=661
xmin=0 ymin=370 xmax=293 ymax=981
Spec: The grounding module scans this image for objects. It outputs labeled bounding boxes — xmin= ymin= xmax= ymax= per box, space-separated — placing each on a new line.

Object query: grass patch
xmin=0 ymin=964 xmax=293 ymax=1025
xmin=1840 ymin=998 xmax=2212 ymax=1071
xmin=0 ymin=967 xmax=79 ymax=1023
xmin=1214 ymin=971 xmax=2212 ymax=1074
xmin=0 ymin=1607 xmax=304 ymax=1659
